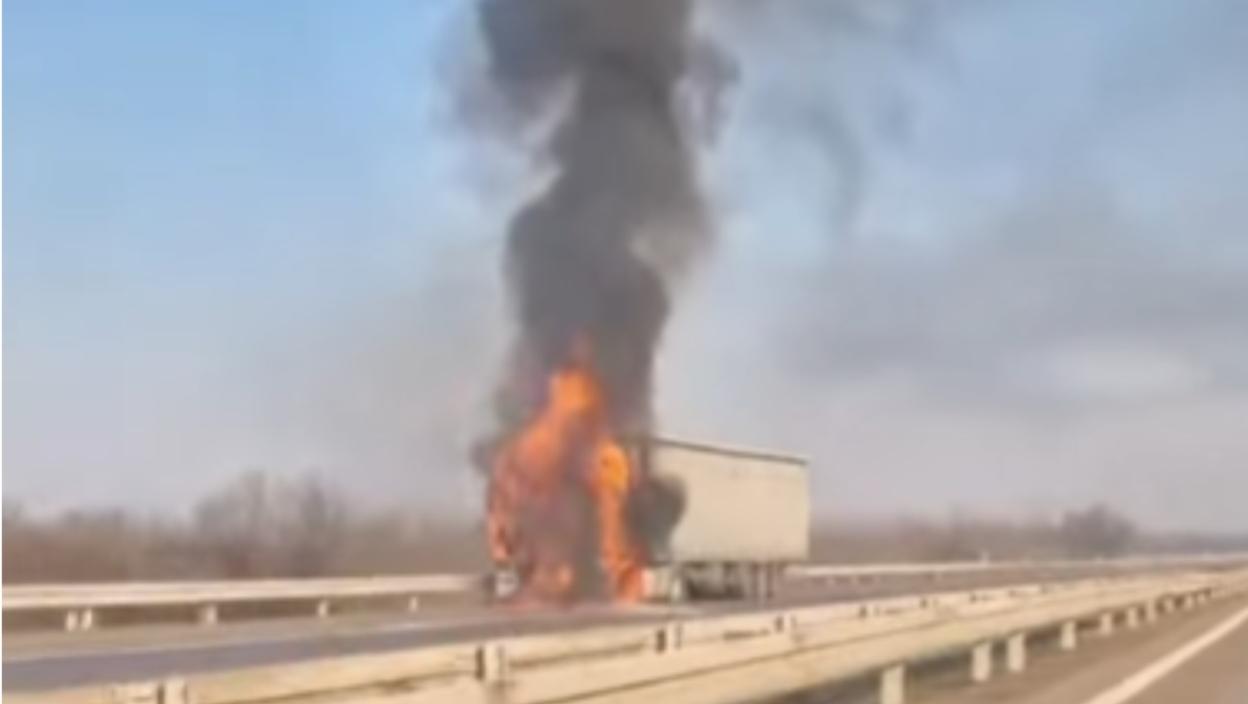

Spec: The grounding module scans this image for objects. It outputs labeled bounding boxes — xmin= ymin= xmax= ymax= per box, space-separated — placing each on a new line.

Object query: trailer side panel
xmin=645 ymin=439 xmax=810 ymax=565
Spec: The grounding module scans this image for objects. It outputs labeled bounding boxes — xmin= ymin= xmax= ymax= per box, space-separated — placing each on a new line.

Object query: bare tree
xmin=278 ymin=476 xmax=349 ymax=577
xmin=1060 ymin=504 xmax=1137 ymax=558
xmin=193 ymin=470 xmax=277 ymax=577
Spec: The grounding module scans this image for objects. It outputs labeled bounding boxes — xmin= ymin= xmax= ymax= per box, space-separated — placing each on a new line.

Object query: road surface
xmin=1116 ymin=603 xmax=1248 ymax=704
xmin=917 ymin=594 xmax=1248 ymax=704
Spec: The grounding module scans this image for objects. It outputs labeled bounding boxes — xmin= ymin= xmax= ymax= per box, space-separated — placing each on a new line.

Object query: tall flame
xmin=487 ymin=343 xmax=645 ymax=602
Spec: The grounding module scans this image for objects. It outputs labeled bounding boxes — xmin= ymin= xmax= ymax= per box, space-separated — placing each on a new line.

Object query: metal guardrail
xmin=10 ymin=569 xmax=1246 ymax=704
xmin=789 ymin=552 xmax=1248 ymax=580
xmin=5 ymin=554 xmax=1245 ymax=632
xmin=3 ymin=574 xmax=481 ymax=630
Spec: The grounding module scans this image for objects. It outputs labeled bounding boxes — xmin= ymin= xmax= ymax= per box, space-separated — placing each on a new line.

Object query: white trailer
xmin=632 ymin=437 xmax=811 ymax=601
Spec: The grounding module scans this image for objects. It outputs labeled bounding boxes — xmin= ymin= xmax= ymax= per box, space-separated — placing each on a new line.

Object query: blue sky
xmin=6 ymin=0 xmax=1248 ymax=529
xmin=6 ymin=1 xmax=465 ymax=306
xmin=5 ymin=0 xmax=503 ymax=511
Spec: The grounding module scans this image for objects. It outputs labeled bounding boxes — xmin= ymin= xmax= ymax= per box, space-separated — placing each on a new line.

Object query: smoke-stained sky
xmin=6 ymin=0 xmax=1247 ymax=531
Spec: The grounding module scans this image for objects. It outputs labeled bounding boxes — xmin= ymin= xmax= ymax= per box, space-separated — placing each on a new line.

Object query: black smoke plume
xmin=480 ymin=0 xmax=718 ymax=431
xmin=475 ymin=0 xmax=728 ymax=597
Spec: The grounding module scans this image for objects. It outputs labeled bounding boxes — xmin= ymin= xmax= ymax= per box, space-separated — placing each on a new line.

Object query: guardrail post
xmin=198 ymin=604 xmax=219 ymax=627
xmin=162 ymin=678 xmax=189 ymax=704
xmin=316 ymin=600 xmax=331 ymax=618
xmin=655 ymin=622 xmax=683 ymax=653
xmin=407 ymin=595 xmax=421 ymax=613
xmin=64 ymin=608 xmax=95 ymax=632
xmin=1143 ymin=600 xmax=1157 ymax=624
xmin=880 ymin=664 xmax=906 ymax=704
xmin=1098 ymin=612 xmax=1115 ymax=637
xmin=1006 ymin=633 xmax=1027 ymax=673
xmin=1124 ymin=607 xmax=1140 ymax=629
xmin=970 ymin=641 xmax=993 ymax=683
xmin=109 ymin=678 xmax=187 ymax=704
xmin=1060 ymin=620 xmax=1078 ymax=651
xmin=477 ymin=642 xmax=509 ymax=684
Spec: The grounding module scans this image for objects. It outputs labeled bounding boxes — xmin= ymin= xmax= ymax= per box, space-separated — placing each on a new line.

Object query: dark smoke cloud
xmin=478 ymin=0 xmax=726 ymax=433
xmin=706 ymin=0 xmax=962 ymax=237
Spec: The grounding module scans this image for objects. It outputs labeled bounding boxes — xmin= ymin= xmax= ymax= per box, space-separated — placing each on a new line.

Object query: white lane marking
xmin=1080 ymin=603 xmax=1248 ymax=704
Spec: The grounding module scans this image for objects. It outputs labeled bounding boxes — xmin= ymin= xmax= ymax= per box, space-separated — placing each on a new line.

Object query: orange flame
xmin=487 ymin=344 xmax=645 ymax=602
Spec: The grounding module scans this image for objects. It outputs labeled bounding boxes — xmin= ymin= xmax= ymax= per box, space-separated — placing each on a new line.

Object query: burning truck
xmin=484 ymin=349 xmax=811 ymax=604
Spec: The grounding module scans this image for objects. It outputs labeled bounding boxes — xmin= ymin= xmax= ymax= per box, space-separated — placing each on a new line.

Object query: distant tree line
xmin=3 ymin=471 xmax=488 ymax=584
xmin=811 ymin=503 xmax=1247 ymax=565
xmin=5 ymin=474 xmax=1246 ymax=583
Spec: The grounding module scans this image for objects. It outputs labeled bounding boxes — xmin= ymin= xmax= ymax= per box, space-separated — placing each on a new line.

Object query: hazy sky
xmin=6 ymin=0 xmax=1247 ymax=530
